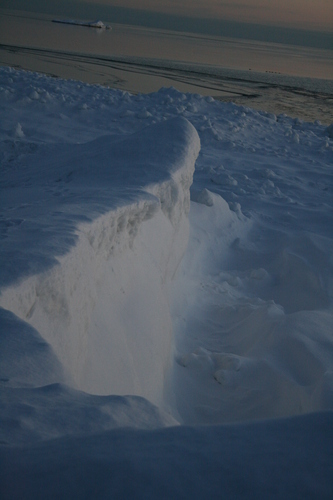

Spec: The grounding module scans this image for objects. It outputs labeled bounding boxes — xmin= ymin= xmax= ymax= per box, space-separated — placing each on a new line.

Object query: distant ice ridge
xmin=84 ymin=54 xmax=333 ymax=95
xmin=0 ymin=116 xmax=200 ymax=413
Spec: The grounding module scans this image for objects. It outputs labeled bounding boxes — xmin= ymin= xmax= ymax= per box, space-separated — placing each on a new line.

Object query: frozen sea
xmin=0 ymin=8 xmax=333 ymax=124
xmin=0 ymin=9 xmax=333 ymax=500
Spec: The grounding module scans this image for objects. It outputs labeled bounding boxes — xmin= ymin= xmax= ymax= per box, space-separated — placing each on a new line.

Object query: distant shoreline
xmin=0 ymin=10 xmax=332 ymax=124
xmin=0 ymin=43 xmax=332 ymax=124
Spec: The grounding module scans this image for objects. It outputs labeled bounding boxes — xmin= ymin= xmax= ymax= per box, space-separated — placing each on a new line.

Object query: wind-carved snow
xmin=0 ymin=116 xmax=200 ymax=421
xmin=171 ymin=189 xmax=333 ymax=424
xmin=0 ymin=68 xmax=332 ymax=497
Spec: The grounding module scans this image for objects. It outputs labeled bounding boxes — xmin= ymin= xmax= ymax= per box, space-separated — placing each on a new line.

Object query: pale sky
xmin=83 ymin=0 xmax=333 ymax=31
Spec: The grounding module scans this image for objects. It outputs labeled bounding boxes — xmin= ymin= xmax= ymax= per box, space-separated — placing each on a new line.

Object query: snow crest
xmin=0 ymin=117 xmax=200 ymax=410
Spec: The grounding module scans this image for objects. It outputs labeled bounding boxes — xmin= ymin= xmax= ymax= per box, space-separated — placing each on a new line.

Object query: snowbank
xmin=0 ymin=67 xmax=332 ymax=497
xmin=1 ymin=118 xmax=199 ymax=403
xmin=2 ymin=411 xmax=332 ymax=499
xmin=0 ymin=115 xmax=199 ymax=411
xmin=172 ymin=189 xmax=333 ymax=424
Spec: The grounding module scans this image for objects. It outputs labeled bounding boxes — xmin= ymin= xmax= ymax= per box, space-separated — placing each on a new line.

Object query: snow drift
xmin=2 ymin=411 xmax=332 ymax=499
xmin=0 ymin=116 xmax=200 ymax=411
xmin=1 ymin=67 xmax=332 ymax=497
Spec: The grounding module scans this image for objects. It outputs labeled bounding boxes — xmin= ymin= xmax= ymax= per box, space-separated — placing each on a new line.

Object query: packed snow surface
xmin=0 ymin=67 xmax=332 ymax=497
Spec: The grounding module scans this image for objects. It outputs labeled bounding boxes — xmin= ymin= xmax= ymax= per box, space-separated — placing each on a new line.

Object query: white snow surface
xmin=0 ymin=67 xmax=332 ymax=497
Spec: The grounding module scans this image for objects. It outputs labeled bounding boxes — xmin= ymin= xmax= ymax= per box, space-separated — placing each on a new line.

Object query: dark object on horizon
xmin=52 ymin=19 xmax=111 ymax=30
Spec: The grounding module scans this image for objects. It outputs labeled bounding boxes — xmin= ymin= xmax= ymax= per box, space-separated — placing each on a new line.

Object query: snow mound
xmin=0 ymin=117 xmax=200 ymax=421
xmin=1 ymin=411 xmax=332 ymax=499
xmin=0 ymin=67 xmax=332 ymax=497
xmin=0 ymin=383 xmax=178 ymax=446
xmin=0 ymin=307 xmax=64 ymax=389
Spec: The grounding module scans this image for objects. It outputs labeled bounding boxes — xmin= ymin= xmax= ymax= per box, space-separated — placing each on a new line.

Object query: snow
xmin=0 ymin=66 xmax=332 ymax=497
xmin=2 ymin=412 xmax=332 ymax=499
xmin=0 ymin=109 xmax=199 ymax=407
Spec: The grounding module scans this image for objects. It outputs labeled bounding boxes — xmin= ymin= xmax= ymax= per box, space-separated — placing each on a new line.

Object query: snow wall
xmin=0 ymin=117 xmax=200 ymax=409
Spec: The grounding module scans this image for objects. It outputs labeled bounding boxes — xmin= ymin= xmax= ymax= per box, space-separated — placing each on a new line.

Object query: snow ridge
xmin=0 ymin=117 xmax=200 ymax=410
xmin=1 ymin=68 xmax=332 ymax=497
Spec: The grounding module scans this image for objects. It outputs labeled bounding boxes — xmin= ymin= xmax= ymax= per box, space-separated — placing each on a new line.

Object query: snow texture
xmin=0 ymin=67 xmax=332 ymax=498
